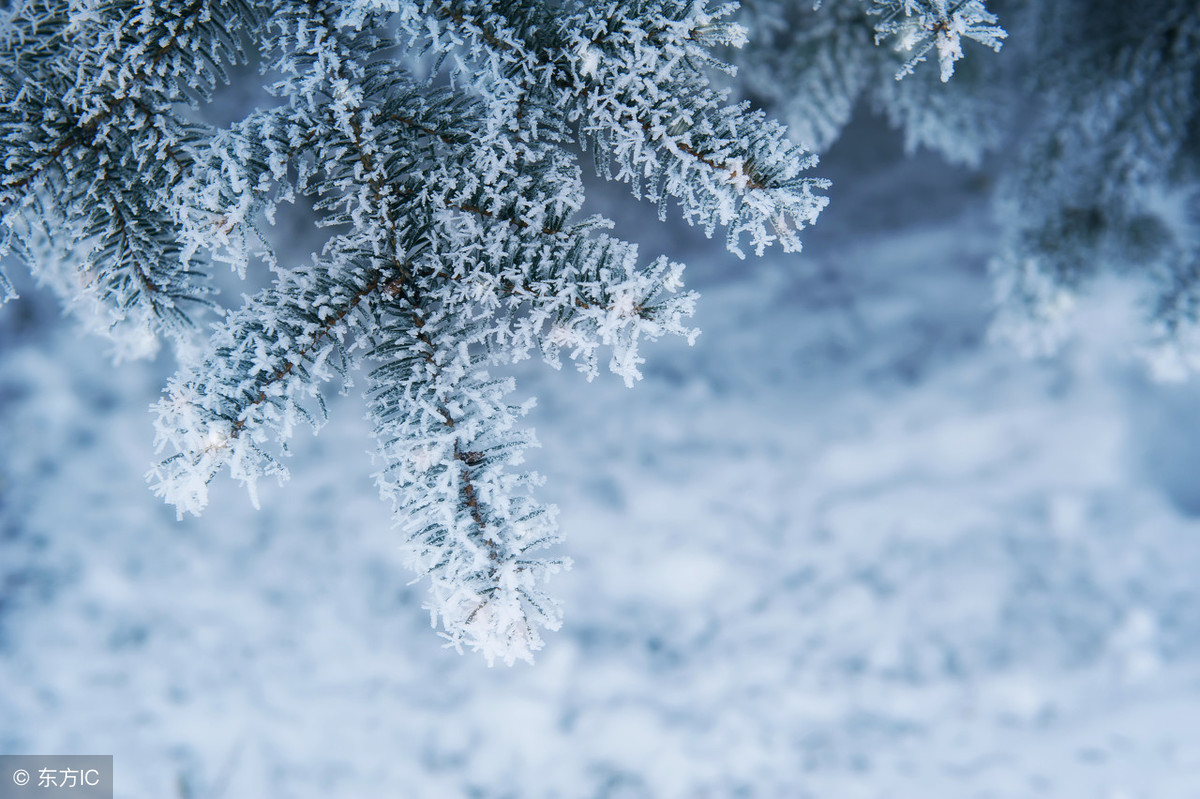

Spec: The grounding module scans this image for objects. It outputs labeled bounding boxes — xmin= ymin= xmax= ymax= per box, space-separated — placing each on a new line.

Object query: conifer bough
xmin=1 ymin=0 xmax=986 ymax=664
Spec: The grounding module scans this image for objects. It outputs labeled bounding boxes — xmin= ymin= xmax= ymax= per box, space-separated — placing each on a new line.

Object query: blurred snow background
xmin=3 ymin=109 xmax=1200 ymax=797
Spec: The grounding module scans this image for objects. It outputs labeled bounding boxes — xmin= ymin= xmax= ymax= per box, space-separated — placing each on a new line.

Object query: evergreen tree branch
xmin=8 ymin=0 xmax=822 ymax=662
xmin=368 ymin=287 xmax=566 ymax=666
xmin=399 ymin=0 xmax=829 ymax=256
xmin=1 ymin=0 xmax=266 ymax=352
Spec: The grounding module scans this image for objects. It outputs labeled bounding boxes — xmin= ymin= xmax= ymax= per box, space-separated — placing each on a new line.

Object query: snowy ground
xmin=2 ymin=118 xmax=1200 ymax=798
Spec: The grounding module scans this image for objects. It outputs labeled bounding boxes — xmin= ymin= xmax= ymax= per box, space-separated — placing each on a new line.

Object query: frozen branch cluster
xmin=870 ymin=0 xmax=1006 ymax=83
xmin=1 ymin=0 xmax=825 ymax=663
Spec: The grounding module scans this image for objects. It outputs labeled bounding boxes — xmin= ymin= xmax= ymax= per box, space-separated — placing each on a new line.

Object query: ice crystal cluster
xmin=0 ymin=0 xmax=829 ymax=664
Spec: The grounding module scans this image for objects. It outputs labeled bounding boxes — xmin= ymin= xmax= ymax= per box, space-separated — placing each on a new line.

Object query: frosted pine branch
xmin=399 ymin=0 xmax=829 ymax=257
xmin=870 ymin=0 xmax=1006 ymax=82
xmin=1 ymin=0 xmax=266 ymax=346
xmin=368 ymin=294 xmax=566 ymax=666
xmin=149 ymin=247 xmax=394 ymax=516
xmin=6 ymin=0 xmax=827 ymax=662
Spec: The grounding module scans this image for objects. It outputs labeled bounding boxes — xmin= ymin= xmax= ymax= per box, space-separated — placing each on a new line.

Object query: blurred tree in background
xmin=731 ymin=0 xmax=1200 ymax=375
